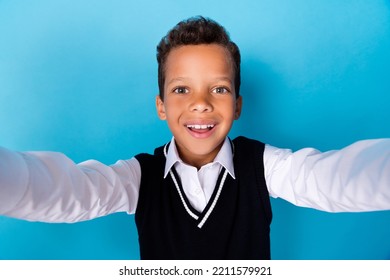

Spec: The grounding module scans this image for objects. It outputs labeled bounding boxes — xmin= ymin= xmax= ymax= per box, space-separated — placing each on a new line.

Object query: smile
xmin=186 ymin=124 xmax=215 ymax=130
xmin=185 ymin=123 xmax=216 ymax=139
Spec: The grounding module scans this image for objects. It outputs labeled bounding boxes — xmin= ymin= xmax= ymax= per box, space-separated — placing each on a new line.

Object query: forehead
xmin=164 ymin=44 xmax=234 ymax=81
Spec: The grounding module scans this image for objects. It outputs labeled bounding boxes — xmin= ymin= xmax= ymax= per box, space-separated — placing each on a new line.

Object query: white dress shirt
xmin=164 ymin=137 xmax=235 ymax=212
xmin=0 ymin=137 xmax=389 ymax=222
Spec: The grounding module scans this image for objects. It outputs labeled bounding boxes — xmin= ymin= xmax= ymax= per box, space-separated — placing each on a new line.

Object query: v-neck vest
xmin=135 ymin=136 xmax=272 ymax=260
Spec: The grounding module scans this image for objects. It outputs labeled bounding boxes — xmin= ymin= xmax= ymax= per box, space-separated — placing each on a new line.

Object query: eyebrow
xmin=166 ymin=76 xmax=233 ymax=86
xmin=166 ymin=77 xmax=189 ymax=86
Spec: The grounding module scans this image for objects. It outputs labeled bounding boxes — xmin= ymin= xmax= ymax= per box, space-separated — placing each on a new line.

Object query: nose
xmin=189 ymin=92 xmax=213 ymax=113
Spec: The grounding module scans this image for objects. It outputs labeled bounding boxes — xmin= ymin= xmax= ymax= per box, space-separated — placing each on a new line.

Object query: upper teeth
xmin=187 ymin=124 xmax=214 ymax=129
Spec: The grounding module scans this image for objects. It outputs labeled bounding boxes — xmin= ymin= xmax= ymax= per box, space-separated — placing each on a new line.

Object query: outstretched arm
xmin=0 ymin=147 xmax=141 ymax=223
xmin=264 ymin=139 xmax=390 ymax=212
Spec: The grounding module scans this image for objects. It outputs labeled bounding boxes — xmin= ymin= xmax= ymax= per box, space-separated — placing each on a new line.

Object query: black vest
xmin=135 ymin=136 xmax=272 ymax=259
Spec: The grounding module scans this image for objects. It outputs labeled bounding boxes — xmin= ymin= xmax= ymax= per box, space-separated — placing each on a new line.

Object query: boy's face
xmin=156 ymin=44 xmax=242 ymax=168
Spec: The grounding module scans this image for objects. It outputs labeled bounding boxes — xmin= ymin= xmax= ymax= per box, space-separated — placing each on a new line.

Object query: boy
xmin=0 ymin=16 xmax=390 ymax=259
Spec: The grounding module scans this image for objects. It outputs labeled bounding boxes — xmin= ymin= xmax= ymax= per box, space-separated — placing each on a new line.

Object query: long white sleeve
xmin=2 ymin=138 xmax=389 ymax=223
xmin=264 ymin=139 xmax=390 ymax=212
xmin=0 ymin=147 xmax=141 ymax=222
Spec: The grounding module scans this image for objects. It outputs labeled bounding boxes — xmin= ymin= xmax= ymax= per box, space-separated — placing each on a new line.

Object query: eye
xmin=173 ymin=87 xmax=189 ymax=94
xmin=212 ymin=86 xmax=230 ymax=94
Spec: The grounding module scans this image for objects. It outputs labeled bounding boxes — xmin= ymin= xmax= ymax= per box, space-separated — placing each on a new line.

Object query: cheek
xmin=220 ymin=99 xmax=237 ymax=115
xmin=164 ymin=101 xmax=182 ymax=122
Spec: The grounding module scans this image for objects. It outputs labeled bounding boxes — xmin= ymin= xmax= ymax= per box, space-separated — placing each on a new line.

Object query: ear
xmin=156 ymin=95 xmax=166 ymax=120
xmin=234 ymin=95 xmax=242 ymax=120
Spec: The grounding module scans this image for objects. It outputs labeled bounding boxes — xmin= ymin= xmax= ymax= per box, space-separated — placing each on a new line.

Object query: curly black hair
xmin=156 ymin=16 xmax=241 ymax=99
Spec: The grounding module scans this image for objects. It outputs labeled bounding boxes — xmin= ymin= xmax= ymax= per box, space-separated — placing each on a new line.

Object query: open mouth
xmin=186 ymin=124 xmax=215 ymax=131
xmin=185 ymin=123 xmax=216 ymax=138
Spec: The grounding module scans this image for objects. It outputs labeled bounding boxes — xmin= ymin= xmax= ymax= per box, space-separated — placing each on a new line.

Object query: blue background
xmin=1 ymin=0 xmax=390 ymax=259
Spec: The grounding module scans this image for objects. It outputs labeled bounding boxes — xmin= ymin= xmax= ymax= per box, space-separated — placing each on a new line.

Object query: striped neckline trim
xmin=163 ymin=143 xmax=228 ymax=229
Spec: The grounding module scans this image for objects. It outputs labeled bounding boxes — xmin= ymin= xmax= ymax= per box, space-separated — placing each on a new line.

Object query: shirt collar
xmin=163 ymin=137 xmax=236 ymax=179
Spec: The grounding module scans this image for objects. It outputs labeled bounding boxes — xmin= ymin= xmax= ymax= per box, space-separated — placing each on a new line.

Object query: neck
xmin=175 ymin=142 xmax=224 ymax=170
xmin=179 ymin=153 xmax=216 ymax=170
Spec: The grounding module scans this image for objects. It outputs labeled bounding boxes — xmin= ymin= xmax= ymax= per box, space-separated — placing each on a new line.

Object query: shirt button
xmin=195 ymin=188 xmax=201 ymax=195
